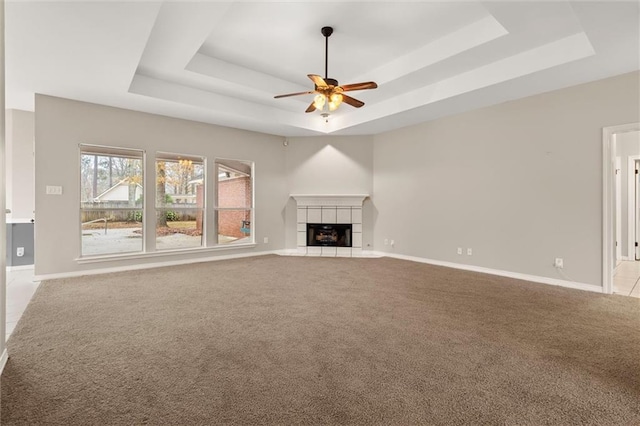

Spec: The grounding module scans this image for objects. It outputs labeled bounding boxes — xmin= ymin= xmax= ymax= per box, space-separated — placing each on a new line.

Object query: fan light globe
xmin=329 ymin=93 xmax=343 ymax=111
xmin=273 ymin=26 xmax=378 ymax=114
xmin=313 ymin=94 xmax=326 ymax=110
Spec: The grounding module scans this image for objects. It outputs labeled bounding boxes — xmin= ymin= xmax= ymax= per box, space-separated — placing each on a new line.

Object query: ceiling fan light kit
xmin=274 ymin=26 xmax=378 ymax=118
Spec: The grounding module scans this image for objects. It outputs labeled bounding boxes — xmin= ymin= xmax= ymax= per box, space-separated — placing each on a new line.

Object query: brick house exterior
xmin=193 ymin=176 xmax=250 ymax=240
xmin=217 ymin=176 xmax=251 ymax=239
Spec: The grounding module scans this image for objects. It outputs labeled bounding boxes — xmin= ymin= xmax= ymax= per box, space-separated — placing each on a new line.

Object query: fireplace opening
xmin=307 ymin=223 xmax=352 ymax=247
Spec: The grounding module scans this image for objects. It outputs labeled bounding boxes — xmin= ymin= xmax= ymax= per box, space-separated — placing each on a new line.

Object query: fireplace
xmin=291 ymin=194 xmax=368 ymax=257
xmin=307 ymin=223 xmax=352 ymax=247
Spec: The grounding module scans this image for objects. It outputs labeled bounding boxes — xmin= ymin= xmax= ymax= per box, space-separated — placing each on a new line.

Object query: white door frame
xmin=603 ymin=123 xmax=640 ymax=294
xmin=615 ymin=156 xmax=621 ymax=262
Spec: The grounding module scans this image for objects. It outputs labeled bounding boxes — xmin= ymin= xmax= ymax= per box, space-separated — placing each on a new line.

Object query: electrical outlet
xmin=263 ymin=237 xmax=268 ymax=244
xmin=467 ymin=248 xmax=472 ymax=256
xmin=390 ymin=240 xmax=395 ymax=247
xmin=457 ymin=247 xmax=462 ymax=255
xmin=554 ymin=258 xmax=564 ymax=268
xmin=16 ymin=247 xmax=24 ymax=257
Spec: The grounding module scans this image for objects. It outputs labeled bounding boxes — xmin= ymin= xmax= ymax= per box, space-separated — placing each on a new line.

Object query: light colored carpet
xmin=2 ymin=255 xmax=639 ymax=424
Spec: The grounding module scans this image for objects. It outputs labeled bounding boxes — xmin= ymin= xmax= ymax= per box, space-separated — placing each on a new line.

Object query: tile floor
xmin=613 ymin=260 xmax=640 ymax=298
xmin=6 ymin=266 xmax=40 ymax=341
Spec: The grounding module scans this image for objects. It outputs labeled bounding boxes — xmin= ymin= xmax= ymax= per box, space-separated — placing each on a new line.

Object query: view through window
xmin=80 ymin=145 xmax=144 ymax=256
xmin=155 ymin=153 xmax=205 ymax=250
xmin=216 ymin=159 xmax=253 ymax=245
xmin=80 ymin=148 xmax=253 ymax=257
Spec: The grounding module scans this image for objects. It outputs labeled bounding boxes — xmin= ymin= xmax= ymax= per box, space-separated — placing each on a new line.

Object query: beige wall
xmin=34 ymin=95 xmax=287 ymax=276
xmin=33 ymin=71 xmax=640 ymax=287
xmin=6 ymin=109 xmax=35 ymax=221
xmin=283 ymin=136 xmax=374 ymax=250
xmin=373 ymin=71 xmax=640 ymax=287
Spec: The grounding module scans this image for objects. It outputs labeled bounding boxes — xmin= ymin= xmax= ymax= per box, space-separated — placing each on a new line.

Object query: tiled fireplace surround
xmin=292 ymin=194 xmax=368 ymax=257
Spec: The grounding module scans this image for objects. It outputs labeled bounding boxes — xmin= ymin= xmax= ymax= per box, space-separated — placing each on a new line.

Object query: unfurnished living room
xmin=1 ymin=1 xmax=639 ymax=424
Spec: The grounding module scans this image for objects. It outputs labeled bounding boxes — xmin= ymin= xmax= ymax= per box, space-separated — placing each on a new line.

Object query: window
xmin=215 ymin=159 xmax=253 ymax=245
xmin=155 ymin=153 xmax=205 ymax=250
xmin=80 ymin=145 xmax=144 ymax=256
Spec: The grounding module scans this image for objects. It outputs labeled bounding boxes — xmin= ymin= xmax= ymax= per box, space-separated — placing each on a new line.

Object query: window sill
xmin=76 ymin=242 xmax=258 ymax=264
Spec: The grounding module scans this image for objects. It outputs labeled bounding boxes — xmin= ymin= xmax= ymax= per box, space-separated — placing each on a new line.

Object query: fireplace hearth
xmin=307 ymin=223 xmax=352 ymax=247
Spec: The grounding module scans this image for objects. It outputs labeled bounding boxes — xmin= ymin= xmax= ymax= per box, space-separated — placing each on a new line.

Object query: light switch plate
xmin=46 ymin=185 xmax=63 ymax=195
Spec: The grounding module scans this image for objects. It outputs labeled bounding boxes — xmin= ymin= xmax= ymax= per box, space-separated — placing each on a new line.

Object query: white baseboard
xmin=34 ymin=248 xmax=602 ymax=293
xmin=6 ymin=265 xmax=34 ymax=272
xmin=370 ymin=251 xmax=603 ymax=294
xmin=0 ymin=348 xmax=8 ymax=375
xmin=277 ymin=249 xmax=304 ymax=256
xmin=276 ymin=249 xmax=381 ymax=258
xmin=34 ymin=250 xmax=279 ymax=281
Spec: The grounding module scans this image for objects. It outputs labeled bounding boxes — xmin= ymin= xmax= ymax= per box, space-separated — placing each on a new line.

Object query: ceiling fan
xmin=274 ymin=26 xmax=378 ymax=114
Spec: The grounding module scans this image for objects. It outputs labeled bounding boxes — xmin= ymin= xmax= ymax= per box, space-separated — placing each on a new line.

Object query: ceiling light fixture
xmin=274 ymin=26 xmax=378 ymax=115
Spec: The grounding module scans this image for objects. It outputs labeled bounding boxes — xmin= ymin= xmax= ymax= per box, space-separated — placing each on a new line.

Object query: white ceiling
xmin=6 ymin=1 xmax=640 ymax=137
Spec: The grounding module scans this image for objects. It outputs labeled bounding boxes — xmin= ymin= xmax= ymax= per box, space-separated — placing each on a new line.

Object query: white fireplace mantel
xmin=290 ymin=194 xmax=369 ymax=207
xmin=291 ymin=194 xmax=368 ymax=257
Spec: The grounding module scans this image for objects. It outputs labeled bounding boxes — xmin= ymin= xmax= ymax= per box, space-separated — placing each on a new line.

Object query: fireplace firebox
xmin=307 ymin=223 xmax=352 ymax=247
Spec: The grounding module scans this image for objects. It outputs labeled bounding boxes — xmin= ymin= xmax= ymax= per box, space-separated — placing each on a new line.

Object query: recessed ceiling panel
xmin=6 ymin=1 xmax=639 ymax=137
xmin=197 ymin=2 xmax=491 ymax=84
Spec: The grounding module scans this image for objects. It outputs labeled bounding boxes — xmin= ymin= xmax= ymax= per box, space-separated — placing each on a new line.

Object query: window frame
xmin=214 ymin=158 xmax=255 ymax=245
xmin=79 ymin=144 xmax=145 ymax=258
xmin=154 ymin=152 xmax=206 ymax=251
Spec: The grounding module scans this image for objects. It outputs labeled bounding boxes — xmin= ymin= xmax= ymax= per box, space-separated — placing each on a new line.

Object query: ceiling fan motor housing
xmin=273 ymin=25 xmax=377 ymax=113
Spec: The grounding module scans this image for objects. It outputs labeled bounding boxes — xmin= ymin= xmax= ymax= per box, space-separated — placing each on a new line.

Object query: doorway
xmin=604 ymin=123 xmax=640 ymax=295
xmin=614 ymin=154 xmax=640 ymax=297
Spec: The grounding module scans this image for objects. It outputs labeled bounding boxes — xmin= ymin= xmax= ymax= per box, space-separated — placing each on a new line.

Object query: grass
xmin=166 ymin=221 xmax=197 ymax=230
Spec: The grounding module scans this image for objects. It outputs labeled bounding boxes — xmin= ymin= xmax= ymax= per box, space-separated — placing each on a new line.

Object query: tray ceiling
xmin=6 ymin=1 xmax=639 ymax=136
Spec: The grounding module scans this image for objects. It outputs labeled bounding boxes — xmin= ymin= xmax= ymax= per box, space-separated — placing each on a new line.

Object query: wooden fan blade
xmin=342 ymin=94 xmax=365 ymax=108
xmin=340 ymin=81 xmax=378 ymax=92
xmin=308 ymin=74 xmax=328 ymax=88
xmin=274 ymin=91 xmax=315 ymax=99
xmin=305 ymin=101 xmax=317 ymax=113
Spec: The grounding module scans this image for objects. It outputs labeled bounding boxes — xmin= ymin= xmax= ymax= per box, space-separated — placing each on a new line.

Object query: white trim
xmin=615 ymin=156 xmax=621 ymax=261
xmin=280 ymin=250 xmax=601 ymax=293
xmin=41 ymin=249 xmax=602 ymax=293
xmin=603 ymin=123 xmax=640 ymax=295
xmin=76 ymin=243 xmax=257 ymax=264
xmin=0 ymin=349 xmax=7 ymax=375
xmin=36 ymin=250 xmax=277 ymax=281
xmin=6 ymin=264 xmax=34 ymax=272
xmin=6 ymin=218 xmax=34 ymax=224
xmin=290 ymin=194 xmax=369 ymax=207
xmin=276 ymin=249 xmax=381 ymax=258
xmin=373 ymin=252 xmax=603 ymax=294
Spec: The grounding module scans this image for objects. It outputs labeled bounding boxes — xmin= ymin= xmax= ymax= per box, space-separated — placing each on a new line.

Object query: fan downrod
xmin=321 ymin=26 xmax=334 ymax=82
